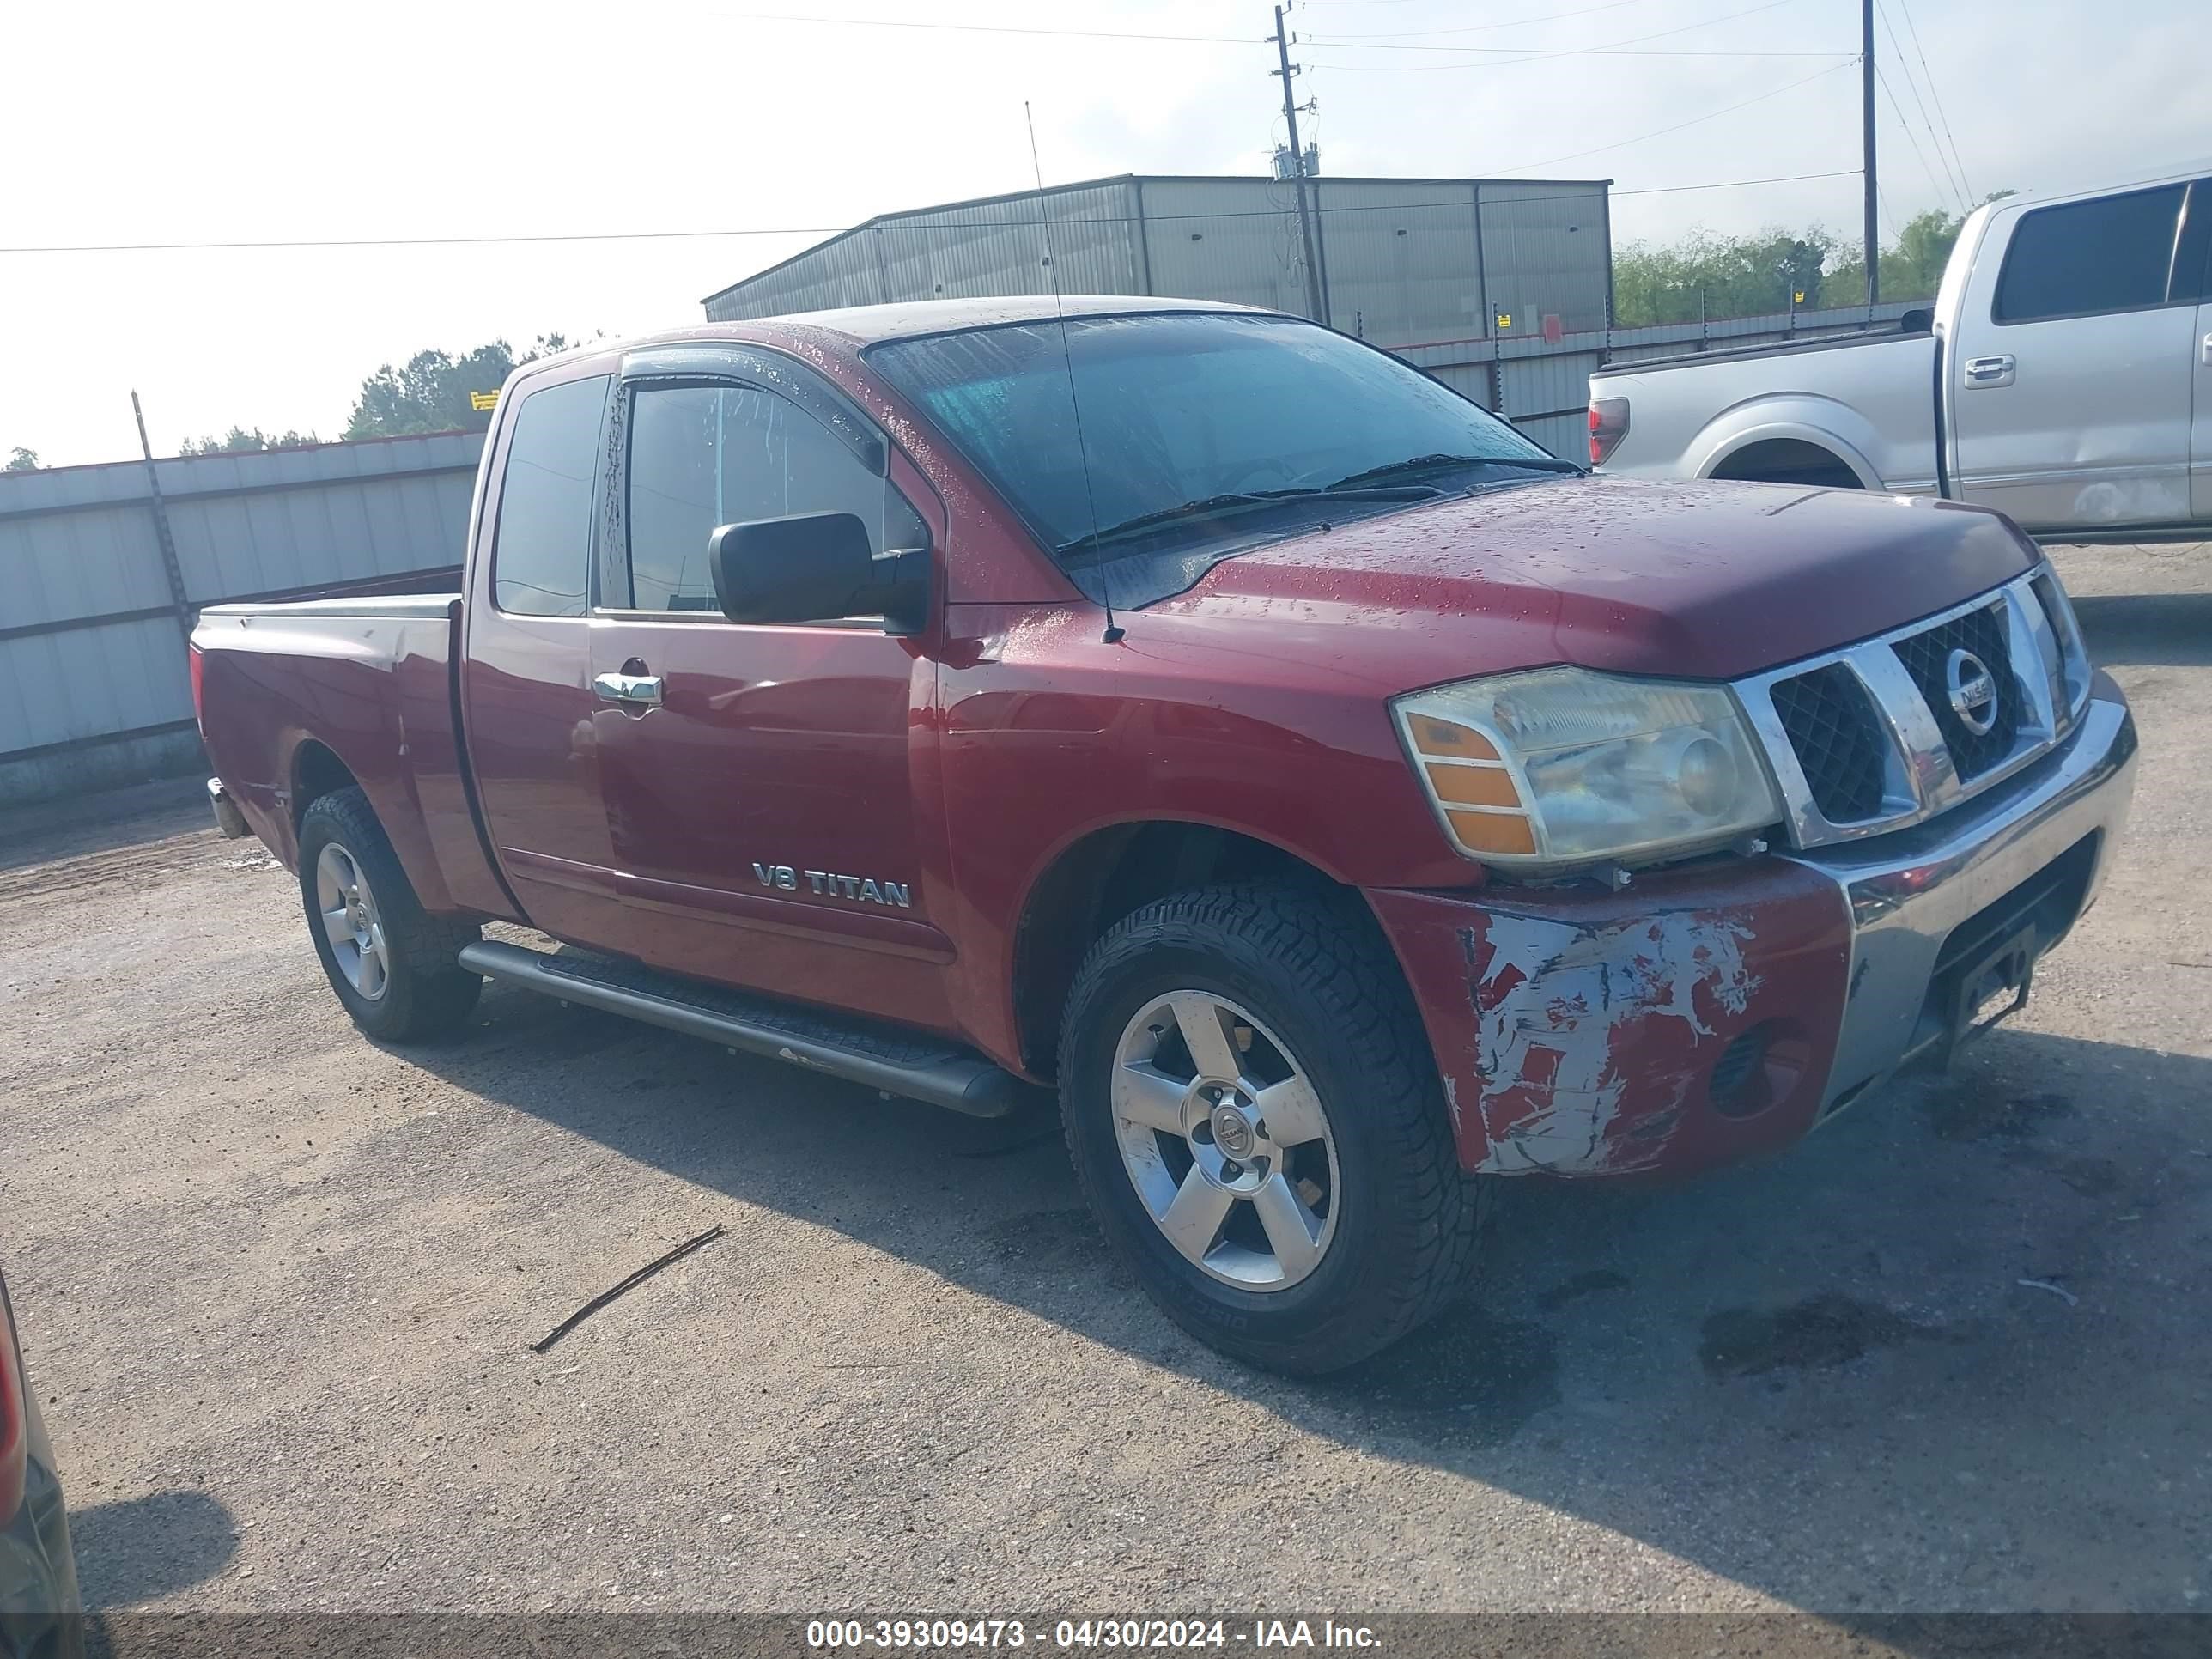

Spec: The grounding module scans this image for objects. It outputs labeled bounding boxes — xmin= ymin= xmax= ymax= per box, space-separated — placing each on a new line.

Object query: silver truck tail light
xmin=1589 ymin=398 xmax=1629 ymax=466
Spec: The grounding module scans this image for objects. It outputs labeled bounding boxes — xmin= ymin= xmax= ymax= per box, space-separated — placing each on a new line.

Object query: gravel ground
xmin=3 ymin=543 xmax=2207 ymax=1618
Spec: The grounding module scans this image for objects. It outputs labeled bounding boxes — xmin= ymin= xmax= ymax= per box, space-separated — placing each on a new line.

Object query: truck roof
xmin=526 ymin=295 xmax=1272 ymax=379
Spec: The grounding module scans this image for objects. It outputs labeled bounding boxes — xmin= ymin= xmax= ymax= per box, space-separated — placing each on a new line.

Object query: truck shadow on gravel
xmin=68 ymin=1489 xmax=238 ymax=1608
xmin=410 ymin=988 xmax=2210 ymax=1613
xmin=2071 ymin=591 xmax=2212 ymax=668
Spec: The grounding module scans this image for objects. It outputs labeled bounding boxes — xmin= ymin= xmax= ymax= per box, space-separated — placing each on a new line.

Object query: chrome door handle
xmin=592 ymin=671 xmax=663 ymax=707
xmin=1963 ymin=354 xmax=2015 ymax=387
xmin=2202 ymin=332 xmax=2212 ymax=366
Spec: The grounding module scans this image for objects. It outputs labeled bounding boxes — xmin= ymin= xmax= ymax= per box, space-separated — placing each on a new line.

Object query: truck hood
xmin=1142 ymin=475 xmax=2035 ymax=687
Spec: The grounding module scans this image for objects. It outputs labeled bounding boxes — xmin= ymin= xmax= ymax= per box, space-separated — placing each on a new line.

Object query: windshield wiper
xmin=1057 ymin=484 xmax=1437 ymax=560
xmin=1326 ymin=453 xmax=1584 ymax=490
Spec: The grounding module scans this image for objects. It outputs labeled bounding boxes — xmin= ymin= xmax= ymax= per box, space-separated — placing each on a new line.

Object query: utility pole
xmin=1272 ymin=5 xmax=1328 ymax=325
xmin=130 ymin=391 xmax=193 ymax=647
xmin=1862 ymin=0 xmax=1879 ymax=307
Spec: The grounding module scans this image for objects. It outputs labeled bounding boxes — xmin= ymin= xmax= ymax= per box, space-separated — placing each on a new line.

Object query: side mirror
xmin=707 ymin=511 xmax=928 ymax=635
xmin=1899 ymin=307 xmax=1934 ymax=334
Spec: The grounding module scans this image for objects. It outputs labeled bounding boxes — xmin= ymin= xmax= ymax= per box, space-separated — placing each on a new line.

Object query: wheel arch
xmin=279 ymin=731 xmax=459 ymax=915
xmin=1705 ymin=434 xmax=1869 ymax=489
xmin=1687 ymin=403 xmax=1883 ymax=489
xmin=1007 ymin=817 xmax=1367 ymax=1079
xmin=290 ymin=738 xmax=361 ymax=825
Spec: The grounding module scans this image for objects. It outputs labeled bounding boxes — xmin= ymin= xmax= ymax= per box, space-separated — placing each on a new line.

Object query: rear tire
xmin=297 ymin=786 xmax=483 ymax=1042
xmin=1058 ymin=884 xmax=1484 ymax=1375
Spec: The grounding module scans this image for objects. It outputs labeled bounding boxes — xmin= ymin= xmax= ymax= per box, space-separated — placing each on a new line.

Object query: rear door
xmin=1951 ymin=181 xmax=2197 ymax=531
xmin=2183 ymin=182 xmax=2212 ymax=520
xmin=585 ymin=348 xmax=957 ymax=1030
xmin=459 ymin=364 xmax=629 ymax=945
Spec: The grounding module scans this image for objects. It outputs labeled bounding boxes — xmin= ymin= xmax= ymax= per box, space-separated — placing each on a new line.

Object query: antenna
xmin=1024 ymin=100 xmax=1121 ymax=645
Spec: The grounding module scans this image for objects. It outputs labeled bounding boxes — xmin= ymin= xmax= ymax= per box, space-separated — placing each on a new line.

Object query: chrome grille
xmin=1889 ymin=600 xmax=2020 ymax=778
xmin=1735 ymin=566 xmax=2089 ymax=851
xmin=1769 ymin=663 xmax=1887 ymax=823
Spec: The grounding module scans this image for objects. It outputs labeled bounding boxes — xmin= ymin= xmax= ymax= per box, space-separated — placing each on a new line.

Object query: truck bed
xmin=1591 ymin=328 xmax=1941 ymax=496
xmin=1598 ymin=320 xmax=1930 ymax=377
xmin=191 ymin=592 xmax=512 ymax=921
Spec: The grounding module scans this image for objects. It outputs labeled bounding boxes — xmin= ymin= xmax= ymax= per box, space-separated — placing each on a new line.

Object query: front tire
xmin=1058 ymin=884 xmax=1483 ymax=1375
xmin=297 ymin=787 xmax=483 ymax=1042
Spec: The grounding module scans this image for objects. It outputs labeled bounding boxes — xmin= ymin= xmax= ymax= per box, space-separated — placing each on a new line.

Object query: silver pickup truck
xmin=1589 ymin=165 xmax=2212 ymax=544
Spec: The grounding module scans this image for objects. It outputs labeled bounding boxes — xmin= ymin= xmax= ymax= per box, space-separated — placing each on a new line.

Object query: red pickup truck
xmin=192 ymin=297 xmax=2138 ymax=1373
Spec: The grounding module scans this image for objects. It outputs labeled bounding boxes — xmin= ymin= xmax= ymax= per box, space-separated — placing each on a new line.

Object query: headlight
xmin=2028 ymin=567 xmax=2091 ymax=721
xmin=1394 ymin=667 xmax=1782 ymax=869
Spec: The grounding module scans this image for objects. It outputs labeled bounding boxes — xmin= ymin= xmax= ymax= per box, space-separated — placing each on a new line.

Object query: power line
xmin=700 ymin=11 xmax=1259 ymax=47
xmin=1891 ymin=0 xmax=1974 ymax=200
xmin=1875 ymin=65 xmax=1954 ymax=210
xmin=1310 ymin=0 xmax=1850 ymax=70
xmin=1874 ymin=0 xmax=1966 ymax=208
xmin=1315 ymin=46 xmax=1852 ymax=69
xmin=1620 ymin=167 xmax=1858 ymax=195
xmin=1495 ymin=60 xmax=1858 ymax=173
xmin=1312 ymin=0 xmax=1659 ymax=39
xmin=706 ymin=0 xmax=1843 ymax=60
xmin=1316 ymin=0 xmax=1851 ymax=58
xmin=0 ymin=172 xmax=1867 ymax=258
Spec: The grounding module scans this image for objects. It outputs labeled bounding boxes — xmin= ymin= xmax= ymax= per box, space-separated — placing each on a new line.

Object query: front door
xmin=1952 ymin=181 xmax=2198 ymax=532
xmin=459 ymin=365 xmax=628 ymax=945
xmin=587 ymin=358 xmax=956 ymax=1031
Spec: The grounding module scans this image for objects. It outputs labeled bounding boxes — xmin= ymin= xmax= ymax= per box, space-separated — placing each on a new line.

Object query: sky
xmin=2 ymin=0 xmax=2201 ymax=467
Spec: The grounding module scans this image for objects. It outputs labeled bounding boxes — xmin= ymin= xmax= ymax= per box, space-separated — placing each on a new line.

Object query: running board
xmin=459 ymin=939 xmax=1037 ymax=1120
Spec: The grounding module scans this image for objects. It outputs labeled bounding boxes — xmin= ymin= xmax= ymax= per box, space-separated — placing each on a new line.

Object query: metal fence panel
xmin=1600 ymin=299 xmax=1921 ymax=361
xmin=0 ymin=501 xmax=172 ymax=630
xmin=0 ymin=615 xmax=187 ymax=752
xmin=0 ymin=431 xmax=483 ymax=802
xmin=168 ymin=465 xmax=471 ymax=603
xmin=1501 ymin=347 xmax=1605 ymax=429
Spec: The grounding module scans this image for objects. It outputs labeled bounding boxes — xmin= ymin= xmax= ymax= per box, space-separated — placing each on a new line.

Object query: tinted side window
xmin=1993 ymin=185 xmax=2186 ymax=324
xmin=492 ymin=374 xmax=610 ymax=616
xmin=622 ymin=383 xmax=927 ymax=614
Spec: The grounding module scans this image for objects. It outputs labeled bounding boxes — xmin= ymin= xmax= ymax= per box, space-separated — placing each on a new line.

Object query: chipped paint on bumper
xmin=1369 ymin=860 xmax=1854 ymax=1179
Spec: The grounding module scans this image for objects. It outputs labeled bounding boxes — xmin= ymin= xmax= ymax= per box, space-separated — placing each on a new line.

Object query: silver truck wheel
xmin=1110 ymin=990 xmax=1340 ymax=1291
xmin=296 ymin=786 xmax=482 ymax=1042
xmin=315 ymin=842 xmax=390 ymax=1002
xmin=1059 ymin=884 xmax=1486 ymax=1375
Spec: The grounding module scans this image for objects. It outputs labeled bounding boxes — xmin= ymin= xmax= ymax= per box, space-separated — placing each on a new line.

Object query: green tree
xmin=1613 ymin=228 xmax=1838 ymax=326
xmin=1616 ymin=192 xmax=2016 ymax=324
xmin=3 ymin=446 xmax=40 ymax=472
xmin=343 ymin=333 xmax=580 ymax=439
xmin=179 ymin=426 xmax=319 ymax=456
xmin=1825 ymin=192 xmax=2017 ymax=307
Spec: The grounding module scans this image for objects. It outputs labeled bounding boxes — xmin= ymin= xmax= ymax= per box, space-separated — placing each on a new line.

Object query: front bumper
xmin=1367 ymin=673 xmax=2137 ymax=1180
xmin=1789 ymin=672 xmax=2136 ymax=1112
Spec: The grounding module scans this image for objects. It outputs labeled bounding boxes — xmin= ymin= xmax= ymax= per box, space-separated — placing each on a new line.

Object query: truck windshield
xmin=866 ymin=312 xmax=1576 ymax=610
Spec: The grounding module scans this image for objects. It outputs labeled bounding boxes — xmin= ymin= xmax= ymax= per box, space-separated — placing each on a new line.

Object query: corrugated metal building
xmin=702 ymin=173 xmax=1613 ymax=458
